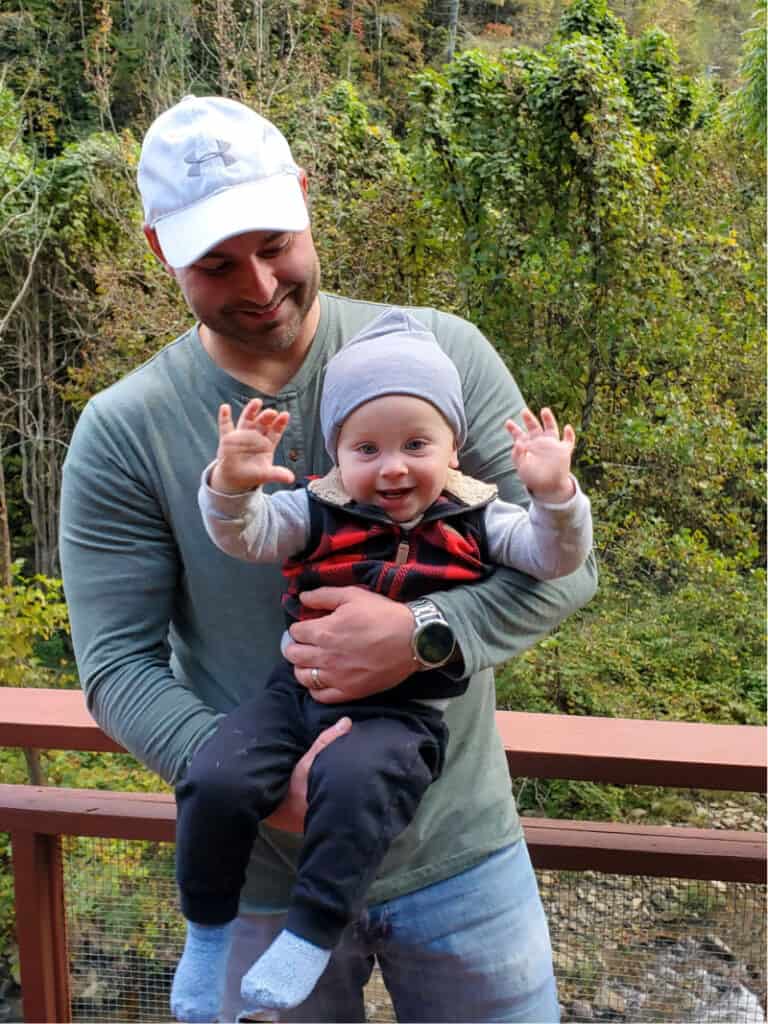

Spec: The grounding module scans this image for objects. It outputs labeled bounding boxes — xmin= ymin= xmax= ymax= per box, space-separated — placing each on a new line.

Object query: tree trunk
xmin=445 ymin=0 xmax=459 ymax=61
xmin=23 ymin=748 xmax=47 ymax=787
xmin=0 ymin=449 xmax=12 ymax=590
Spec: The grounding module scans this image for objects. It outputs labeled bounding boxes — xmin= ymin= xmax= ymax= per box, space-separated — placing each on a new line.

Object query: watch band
xmin=409 ymin=598 xmax=446 ymax=630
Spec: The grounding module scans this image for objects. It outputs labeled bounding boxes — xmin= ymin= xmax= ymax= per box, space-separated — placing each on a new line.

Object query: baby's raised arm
xmin=209 ymin=398 xmax=296 ymax=494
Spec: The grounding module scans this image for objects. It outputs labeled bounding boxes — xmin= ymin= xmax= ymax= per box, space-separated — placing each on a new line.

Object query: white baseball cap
xmin=137 ymin=95 xmax=309 ymax=268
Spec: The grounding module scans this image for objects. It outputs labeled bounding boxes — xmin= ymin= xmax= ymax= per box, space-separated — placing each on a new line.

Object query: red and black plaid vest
xmin=281 ymin=487 xmax=494 ymax=700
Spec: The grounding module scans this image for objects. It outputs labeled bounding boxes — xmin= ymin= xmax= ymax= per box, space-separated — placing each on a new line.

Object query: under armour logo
xmin=184 ymin=139 xmax=237 ymax=177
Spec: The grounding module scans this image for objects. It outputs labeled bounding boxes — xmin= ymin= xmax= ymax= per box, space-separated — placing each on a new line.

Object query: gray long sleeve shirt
xmin=60 ymin=292 xmax=597 ymax=911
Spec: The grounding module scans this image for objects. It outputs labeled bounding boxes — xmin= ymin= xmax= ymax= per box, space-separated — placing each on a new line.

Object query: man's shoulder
xmin=322 ymin=293 xmax=485 ymax=349
xmin=70 ymin=328 xmax=199 ymax=453
xmin=89 ymin=328 xmax=197 ymax=414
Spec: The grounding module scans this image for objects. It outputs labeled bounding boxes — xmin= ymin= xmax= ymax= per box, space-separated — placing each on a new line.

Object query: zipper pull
xmin=394 ymin=539 xmax=410 ymax=565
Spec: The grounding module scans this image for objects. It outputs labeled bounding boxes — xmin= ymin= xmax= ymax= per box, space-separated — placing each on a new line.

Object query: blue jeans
xmin=221 ymin=839 xmax=559 ymax=1023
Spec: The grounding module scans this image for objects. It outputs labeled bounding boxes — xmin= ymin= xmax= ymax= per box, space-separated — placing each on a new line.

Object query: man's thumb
xmin=312 ymin=716 xmax=352 ymax=753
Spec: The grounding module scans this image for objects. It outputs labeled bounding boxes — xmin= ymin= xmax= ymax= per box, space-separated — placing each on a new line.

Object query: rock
xmin=593 ymin=983 xmax=626 ymax=1015
xmin=702 ymin=936 xmax=736 ymax=962
xmin=687 ymin=985 xmax=766 ymax=1023
xmin=570 ymin=998 xmax=594 ymax=1020
xmin=553 ymin=950 xmax=578 ymax=975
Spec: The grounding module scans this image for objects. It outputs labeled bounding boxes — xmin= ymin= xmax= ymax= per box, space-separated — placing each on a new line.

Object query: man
xmin=60 ymin=94 xmax=597 ymax=1023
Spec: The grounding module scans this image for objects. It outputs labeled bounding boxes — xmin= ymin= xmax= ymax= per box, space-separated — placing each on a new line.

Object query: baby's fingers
xmin=521 ymin=408 xmax=544 ymax=435
xmin=257 ymin=408 xmax=291 ymax=444
xmin=218 ymin=403 xmax=235 ymax=437
xmin=505 ymin=418 xmax=524 ymax=441
xmin=236 ymin=398 xmax=264 ymax=429
xmin=539 ymin=407 xmax=560 ymax=436
xmin=267 ymin=465 xmax=297 ymax=486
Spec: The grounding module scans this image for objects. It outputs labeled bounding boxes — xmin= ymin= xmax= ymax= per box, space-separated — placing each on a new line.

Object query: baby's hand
xmin=210 ymin=398 xmax=296 ymax=495
xmin=505 ymin=408 xmax=576 ymax=504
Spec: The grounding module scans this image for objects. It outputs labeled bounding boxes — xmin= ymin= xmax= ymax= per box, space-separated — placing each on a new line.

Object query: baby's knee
xmin=179 ymin=758 xmax=253 ymax=819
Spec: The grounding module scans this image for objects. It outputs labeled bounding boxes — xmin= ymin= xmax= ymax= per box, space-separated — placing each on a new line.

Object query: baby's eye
xmin=405 ymin=439 xmax=428 ymax=451
xmin=357 ymin=443 xmax=378 ymax=456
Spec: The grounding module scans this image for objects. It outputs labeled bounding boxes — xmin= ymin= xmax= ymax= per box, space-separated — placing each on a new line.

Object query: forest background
xmin=0 ymin=0 xmax=765 ymax=949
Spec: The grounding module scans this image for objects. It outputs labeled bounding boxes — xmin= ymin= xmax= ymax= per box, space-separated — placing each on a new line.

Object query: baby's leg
xmin=241 ymin=706 xmax=446 ymax=1014
xmin=172 ymin=668 xmax=308 ymax=1022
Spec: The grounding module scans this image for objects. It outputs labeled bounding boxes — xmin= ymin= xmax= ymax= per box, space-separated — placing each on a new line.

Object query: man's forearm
xmin=429 ymin=552 xmax=598 ymax=678
xmin=85 ymin=659 xmax=223 ymax=785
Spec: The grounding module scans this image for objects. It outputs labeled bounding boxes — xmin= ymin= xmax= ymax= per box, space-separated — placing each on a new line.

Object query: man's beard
xmin=208 ymin=260 xmax=321 ymax=354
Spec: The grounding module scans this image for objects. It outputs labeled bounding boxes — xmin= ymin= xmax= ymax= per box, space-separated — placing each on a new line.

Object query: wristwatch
xmin=408 ymin=598 xmax=456 ymax=670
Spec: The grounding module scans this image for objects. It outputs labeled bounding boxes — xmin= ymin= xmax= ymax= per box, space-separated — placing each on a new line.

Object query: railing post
xmin=11 ymin=829 xmax=71 ymax=1023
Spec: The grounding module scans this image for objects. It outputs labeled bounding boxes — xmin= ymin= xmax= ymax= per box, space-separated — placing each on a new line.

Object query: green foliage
xmin=64 ymin=836 xmax=180 ymax=962
xmin=725 ymin=0 xmax=767 ymax=149
xmin=557 ymin=0 xmax=628 ymax=56
xmin=282 ymin=80 xmax=453 ymax=309
xmin=0 ymin=563 xmax=73 ymax=688
xmin=516 ymin=778 xmax=628 ymax=821
xmin=623 ymin=26 xmax=704 ymax=141
xmin=497 ymin=521 xmax=766 ymax=726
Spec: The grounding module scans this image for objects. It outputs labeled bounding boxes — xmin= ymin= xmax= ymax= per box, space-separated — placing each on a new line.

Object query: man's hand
xmin=264 ymin=716 xmax=352 ymax=832
xmin=210 ymin=398 xmax=296 ymax=495
xmin=285 ymin=587 xmax=417 ymax=703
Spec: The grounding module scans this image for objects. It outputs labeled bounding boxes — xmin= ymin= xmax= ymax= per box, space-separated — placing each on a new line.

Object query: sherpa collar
xmin=307 ymin=466 xmax=497 ymax=519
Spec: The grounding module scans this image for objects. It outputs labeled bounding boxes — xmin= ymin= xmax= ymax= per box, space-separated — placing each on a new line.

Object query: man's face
xmin=171 ymin=226 xmax=321 ymax=356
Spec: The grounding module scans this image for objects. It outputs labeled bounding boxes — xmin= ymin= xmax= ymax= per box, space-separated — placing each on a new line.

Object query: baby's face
xmin=336 ymin=395 xmax=458 ymax=522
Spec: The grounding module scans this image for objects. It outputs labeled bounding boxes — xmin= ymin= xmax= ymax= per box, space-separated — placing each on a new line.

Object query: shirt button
xmin=288 ymin=449 xmax=299 ymax=462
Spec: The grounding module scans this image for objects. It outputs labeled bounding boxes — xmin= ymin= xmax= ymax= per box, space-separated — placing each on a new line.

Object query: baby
xmin=171 ymin=307 xmax=593 ymax=1022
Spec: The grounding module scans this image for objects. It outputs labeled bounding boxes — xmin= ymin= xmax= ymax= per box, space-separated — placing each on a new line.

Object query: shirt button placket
xmin=281 ymin=393 xmax=305 ymax=479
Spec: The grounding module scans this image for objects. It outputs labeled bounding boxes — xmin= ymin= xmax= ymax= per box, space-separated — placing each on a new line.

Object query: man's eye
xmin=262 ymin=238 xmax=290 ymax=259
xmin=198 ymin=262 xmax=229 ymax=275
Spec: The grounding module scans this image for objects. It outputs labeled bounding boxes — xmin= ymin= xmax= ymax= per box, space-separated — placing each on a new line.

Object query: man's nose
xmin=243 ymin=257 xmax=278 ymax=305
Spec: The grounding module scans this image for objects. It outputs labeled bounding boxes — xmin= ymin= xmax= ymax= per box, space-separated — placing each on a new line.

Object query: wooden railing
xmin=0 ymin=688 xmax=765 ymax=1023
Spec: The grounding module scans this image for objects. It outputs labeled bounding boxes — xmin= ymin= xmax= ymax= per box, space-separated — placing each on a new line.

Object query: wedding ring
xmin=309 ymin=667 xmax=323 ymax=690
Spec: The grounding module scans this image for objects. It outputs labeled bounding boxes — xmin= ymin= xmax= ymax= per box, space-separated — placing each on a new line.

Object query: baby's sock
xmin=240 ymin=929 xmax=331 ymax=1012
xmin=171 ymin=919 xmax=234 ymax=1023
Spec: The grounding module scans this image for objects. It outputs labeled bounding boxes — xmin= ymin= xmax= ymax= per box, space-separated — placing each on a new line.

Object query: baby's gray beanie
xmin=320 ymin=308 xmax=467 ymax=461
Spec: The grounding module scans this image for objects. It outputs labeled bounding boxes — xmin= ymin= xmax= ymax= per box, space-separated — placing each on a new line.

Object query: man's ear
xmin=143 ymin=225 xmax=175 ymax=275
xmin=298 ymin=168 xmax=309 ymax=202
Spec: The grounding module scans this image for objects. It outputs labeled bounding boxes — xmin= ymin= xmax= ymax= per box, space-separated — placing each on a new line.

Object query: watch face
xmin=417 ymin=622 xmax=455 ymax=665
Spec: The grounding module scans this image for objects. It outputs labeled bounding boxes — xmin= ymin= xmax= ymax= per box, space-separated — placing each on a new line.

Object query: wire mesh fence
xmin=58 ymin=836 xmax=766 ymax=1024
xmin=541 ymin=869 xmax=766 ymax=1024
